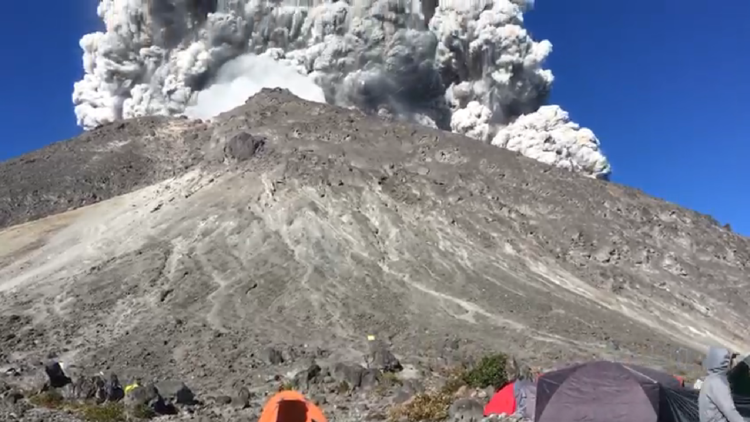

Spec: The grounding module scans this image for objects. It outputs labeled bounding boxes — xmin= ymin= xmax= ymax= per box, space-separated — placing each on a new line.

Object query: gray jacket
xmin=699 ymin=347 xmax=746 ymax=422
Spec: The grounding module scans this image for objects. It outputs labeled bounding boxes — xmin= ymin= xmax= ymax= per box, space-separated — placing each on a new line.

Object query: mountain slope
xmin=1 ymin=89 xmax=748 ymax=394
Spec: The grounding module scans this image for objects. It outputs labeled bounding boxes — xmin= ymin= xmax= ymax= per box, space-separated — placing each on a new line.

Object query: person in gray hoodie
xmin=699 ymin=346 xmax=747 ymax=422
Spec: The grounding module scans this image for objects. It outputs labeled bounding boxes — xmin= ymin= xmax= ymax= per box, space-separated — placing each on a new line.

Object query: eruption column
xmin=73 ymin=0 xmax=611 ymax=179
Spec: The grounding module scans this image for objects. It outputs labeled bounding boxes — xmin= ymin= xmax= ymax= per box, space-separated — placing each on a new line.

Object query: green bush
xmin=80 ymin=402 xmax=126 ymax=422
xmin=29 ymin=389 xmax=64 ymax=409
xmin=462 ymin=353 xmax=509 ymax=389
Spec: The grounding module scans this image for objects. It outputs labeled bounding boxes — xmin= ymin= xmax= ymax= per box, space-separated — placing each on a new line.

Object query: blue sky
xmin=0 ymin=1 xmax=748 ymax=235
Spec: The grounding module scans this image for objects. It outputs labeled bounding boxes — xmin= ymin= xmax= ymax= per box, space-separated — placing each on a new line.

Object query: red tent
xmin=484 ymin=383 xmax=517 ymax=416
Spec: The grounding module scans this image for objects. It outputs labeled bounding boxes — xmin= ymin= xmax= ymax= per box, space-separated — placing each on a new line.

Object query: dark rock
xmin=261 ymin=347 xmax=285 ymax=365
xmin=155 ymin=380 xmax=195 ymax=405
xmin=368 ymin=340 xmax=402 ymax=373
xmin=231 ymin=386 xmax=251 ymax=409
xmin=159 ymin=288 xmax=173 ymax=302
xmin=449 ymin=398 xmax=485 ymax=421
xmin=215 ymin=395 xmax=232 ymax=405
xmin=106 ymin=373 xmax=124 ymax=402
xmin=125 ymin=384 xmax=175 ymax=416
xmin=224 ymin=132 xmax=265 ymax=162
xmin=44 ymin=361 xmax=71 ymax=388
xmin=331 ymin=363 xmax=366 ymax=389
xmin=293 ymin=363 xmax=324 ymax=391
xmin=3 ymin=367 xmax=19 ymax=377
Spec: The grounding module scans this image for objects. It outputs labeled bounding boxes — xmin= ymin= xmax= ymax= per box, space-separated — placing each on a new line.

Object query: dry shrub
xmin=389 ymin=391 xmax=453 ymax=422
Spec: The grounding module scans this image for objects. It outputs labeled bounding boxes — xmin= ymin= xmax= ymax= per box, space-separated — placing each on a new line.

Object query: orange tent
xmin=259 ymin=390 xmax=327 ymax=422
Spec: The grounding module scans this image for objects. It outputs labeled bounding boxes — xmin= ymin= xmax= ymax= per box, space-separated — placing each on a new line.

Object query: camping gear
xmin=124 ymin=382 xmax=139 ymax=394
xmin=259 ymin=390 xmax=327 ymax=422
xmin=674 ymin=375 xmax=686 ymax=387
xmin=535 ymin=360 xmax=694 ymax=422
xmin=484 ymin=379 xmax=537 ymax=419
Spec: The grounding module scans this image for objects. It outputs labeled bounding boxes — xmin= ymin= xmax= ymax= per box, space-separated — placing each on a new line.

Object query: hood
xmin=704 ymin=346 xmax=733 ymax=374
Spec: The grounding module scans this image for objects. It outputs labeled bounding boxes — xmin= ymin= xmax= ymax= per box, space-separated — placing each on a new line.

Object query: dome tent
xmin=534 ymin=361 xmax=688 ymax=422
xmin=484 ymin=378 xmax=537 ymax=419
xmin=258 ymin=390 xmax=327 ymax=422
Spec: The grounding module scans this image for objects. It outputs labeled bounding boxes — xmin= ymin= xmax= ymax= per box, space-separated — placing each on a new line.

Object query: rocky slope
xmin=1 ymin=89 xmax=749 ymax=420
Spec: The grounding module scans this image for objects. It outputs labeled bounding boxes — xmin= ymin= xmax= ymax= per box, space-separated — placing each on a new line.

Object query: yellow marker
xmin=367 ymin=335 xmax=375 ymax=341
xmin=124 ymin=383 xmax=139 ymax=394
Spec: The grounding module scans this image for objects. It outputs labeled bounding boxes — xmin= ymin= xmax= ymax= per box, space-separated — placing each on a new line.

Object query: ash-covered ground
xmin=1 ymin=90 xmax=749 ymax=421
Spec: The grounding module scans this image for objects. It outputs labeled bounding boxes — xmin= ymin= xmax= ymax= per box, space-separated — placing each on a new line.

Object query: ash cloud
xmin=73 ymin=0 xmax=611 ymax=179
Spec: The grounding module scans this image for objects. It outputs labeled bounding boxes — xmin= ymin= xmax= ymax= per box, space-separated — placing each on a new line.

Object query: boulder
xmin=231 ymin=386 xmax=251 ymax=409
xmin=125 ymin=384 xmax=174 ymax=417
xmin=214 ymin=395 xmax=232 ymax=405
xmin=106 ymin=373 xmax=124 ymax=402
xmin=368 ymin=341 xmax=402 ymax=373
xmin=43 ymin=361 xmax=71 ymax=388
xmin=223 ymin=132 xmax=265 ymax=162
xmin=331 ymin=363 xmax=366 ymax=389
xmin=155 ymin=380 xmax=195 ymax=405
xmin=293 ymin=363 xmax=324 ymax=391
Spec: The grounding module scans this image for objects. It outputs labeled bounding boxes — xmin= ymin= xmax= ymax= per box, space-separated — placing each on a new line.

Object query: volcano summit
xmin=1 ymin=91 xmax=749 ymax=403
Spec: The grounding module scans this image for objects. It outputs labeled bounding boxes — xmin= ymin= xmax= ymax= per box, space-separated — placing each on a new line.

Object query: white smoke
xmin=185 ymin=53 xmax=326 ymax=118
xmin=73 ymin=0 xmax=611 ymax=179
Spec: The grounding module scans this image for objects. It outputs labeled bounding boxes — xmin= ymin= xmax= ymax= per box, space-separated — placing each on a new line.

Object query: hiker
xmin=699 ymin=346 xmax=746 ymax=422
